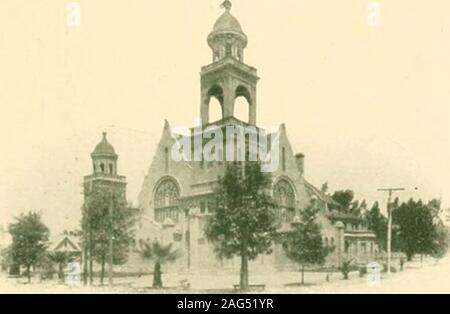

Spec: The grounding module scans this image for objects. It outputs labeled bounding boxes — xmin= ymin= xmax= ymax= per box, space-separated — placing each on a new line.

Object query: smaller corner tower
xmin=84 ymin=132 xmax=127 ymax=204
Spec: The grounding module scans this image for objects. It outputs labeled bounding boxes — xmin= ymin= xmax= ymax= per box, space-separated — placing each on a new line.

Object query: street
xmin=0 ymin=255 xmax=448 ymax=293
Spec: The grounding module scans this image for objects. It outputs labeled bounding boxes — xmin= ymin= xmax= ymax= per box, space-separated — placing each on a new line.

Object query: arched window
xmin=237 ymin=48 xmax=243 ymax=62
xmin=273 ymin=180 xmax=296 ymax=222
xmin=213 ymin=50 xmax=220 ymax=62
xmin=325 ymin=237 xmax=329 ymax=247
xmin=154 ymin=179 xmax=180 ymax=223
xmin=234 ymin=86 xmax=251 ymax=122
xmin=100 ymin=163 xmax=105 ymax=173
xmin=234 ymin=97 xmax=250 ymax=122
xmin=225 ymin=43 xmax=232 ymax=56
xmin=208 ymin=85 xmax=224 ymax=122
xmin=109 ymin=164 xmax=114 ymax=175
xmin=209 ymin=97 xmax=222 ymax=122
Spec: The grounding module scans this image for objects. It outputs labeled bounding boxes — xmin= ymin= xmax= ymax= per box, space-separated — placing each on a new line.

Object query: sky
xmin=0 ymin=0 xmax=449 ymax=233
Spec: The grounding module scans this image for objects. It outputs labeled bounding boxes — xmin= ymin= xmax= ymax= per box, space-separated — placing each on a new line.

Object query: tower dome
xmin=91 ymin=132 xmax=117 ymax=158
xmin=212 ymin=6 xmax=245 ymax=35
xmin=208 ymin=1 xmax=247 ymax=62
xmin=90 ymin=132 xmax=118 ymax=175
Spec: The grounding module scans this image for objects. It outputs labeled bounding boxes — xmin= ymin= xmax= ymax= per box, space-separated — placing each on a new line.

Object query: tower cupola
xmin=208 ymin=1 xmax=247 ymax=62
xmin=91 ymin=132 xmax=118 ymax=175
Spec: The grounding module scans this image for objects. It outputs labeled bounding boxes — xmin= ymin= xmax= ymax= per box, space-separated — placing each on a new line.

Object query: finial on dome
xmin=221 ymin=0 xmax=232 ymax=11
xmin=102 ymin=132 xmax=107 ymax=139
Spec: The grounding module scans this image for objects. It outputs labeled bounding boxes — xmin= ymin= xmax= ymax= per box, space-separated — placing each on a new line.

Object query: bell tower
xmin=200 ymin=0 xmax=259 ymax=125
xmin=84 ymin=132 xmax=127 ymax=205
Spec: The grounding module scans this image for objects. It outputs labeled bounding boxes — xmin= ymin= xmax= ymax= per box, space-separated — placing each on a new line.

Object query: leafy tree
xmin=431 ymin=222 xmax=449 ymax=259
xmin=364 ymin=201 xmax=388 ymax=250
xmin=359 ymin=200 xmax=368 ymax=211
xmin=426 ymin=199 xmax=449 ymax=259
xmin=138 ymin=240 xmax=179 ymax=288
xmin=320 ymin=182 xmax=329 ymax=194
xmin=37 ymin=253 xmax=57 ymax=280
xmin=1 ymin=246 xmax=20 ymax=275
xmin=205 ymin=162 xmax=277 ymax=291
xmin=350 ymin=199 xmax=367 ymax=217
xmin=331 ymin=190 xmax=355 ymax=210
xmin=0 ymin=247 xmax=12 ymax=273
xmin=82 ymin=185 xmax=136 ymax=285
xmin=392 ymin=199 xmax=436 ymax=261
xmin=283 ymin=206 xmax=332 ymax=285
xmin=8 ymin=212 xmax=49 ymax=282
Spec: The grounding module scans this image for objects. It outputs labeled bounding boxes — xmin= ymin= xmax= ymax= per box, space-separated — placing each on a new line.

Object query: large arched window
xmin=273 ymin=179 xmax=296 ymax=222
xmin=154 ymin=179 xmax=180 ymax=223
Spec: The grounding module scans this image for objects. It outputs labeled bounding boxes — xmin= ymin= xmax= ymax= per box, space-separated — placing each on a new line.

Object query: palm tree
xmin=139 ymin=240 xmax=179 ymax=288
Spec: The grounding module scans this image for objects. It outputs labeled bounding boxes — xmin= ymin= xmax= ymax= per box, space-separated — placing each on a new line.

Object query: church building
xmin=136 ymin=1 xmax=377 ymax=273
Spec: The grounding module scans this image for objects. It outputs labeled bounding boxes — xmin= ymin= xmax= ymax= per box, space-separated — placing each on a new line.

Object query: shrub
xmin=340 ymin=259 xmax=355 ymax=280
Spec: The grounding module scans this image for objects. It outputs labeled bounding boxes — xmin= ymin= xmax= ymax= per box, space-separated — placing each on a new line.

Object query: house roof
xmin=50 ymin=235 xmax=81 ymax=253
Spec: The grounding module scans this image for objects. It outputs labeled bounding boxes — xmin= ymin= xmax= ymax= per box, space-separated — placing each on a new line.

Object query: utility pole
xmin=377 ymin=187 xmax=405 ymax=276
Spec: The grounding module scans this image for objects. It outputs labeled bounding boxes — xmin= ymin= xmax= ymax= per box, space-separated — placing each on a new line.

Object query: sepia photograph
xmin=0 ymin=0 xmax=449 ymax=299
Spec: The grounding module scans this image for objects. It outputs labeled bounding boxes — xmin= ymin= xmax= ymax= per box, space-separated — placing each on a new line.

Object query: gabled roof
xmin=50 ymin=235 xmax=81 ymax=253
xmin=303 ymin=180 xmax=342 ymax=208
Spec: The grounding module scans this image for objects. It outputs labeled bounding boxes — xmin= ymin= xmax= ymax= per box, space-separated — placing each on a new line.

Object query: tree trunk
xmin=407 ymin=253 xmax=413 ymax=262
xmin=89 ymin=256 xmax=94 ymax=284
xmin=301 ymin=265 xmax=305 ymax=285
xmin=89 ymin=257 xmax=93 ymax=284
xmin=27 ymin=265 xmax=31 ymax=283
xmin=83 ymin=246 xmax=88 ymax=285
xmin=100 ymin=255 xmax=105 ymax=285
xmin=153 ymin=262 xmax=162 ymax=288
xmin=58 ymin=263 xmax=64 ymax=281
xmin=89 ymin=231 xmax=93 ymax=285
xmin=420 ymin=254 xmax=423 ymax=267
xmin=240 ymin=254 xmax=249 ymax=291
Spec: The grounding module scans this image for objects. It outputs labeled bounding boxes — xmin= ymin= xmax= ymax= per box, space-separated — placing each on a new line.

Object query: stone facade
xmin=136 ymin=2 xmax=377 ymax=273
